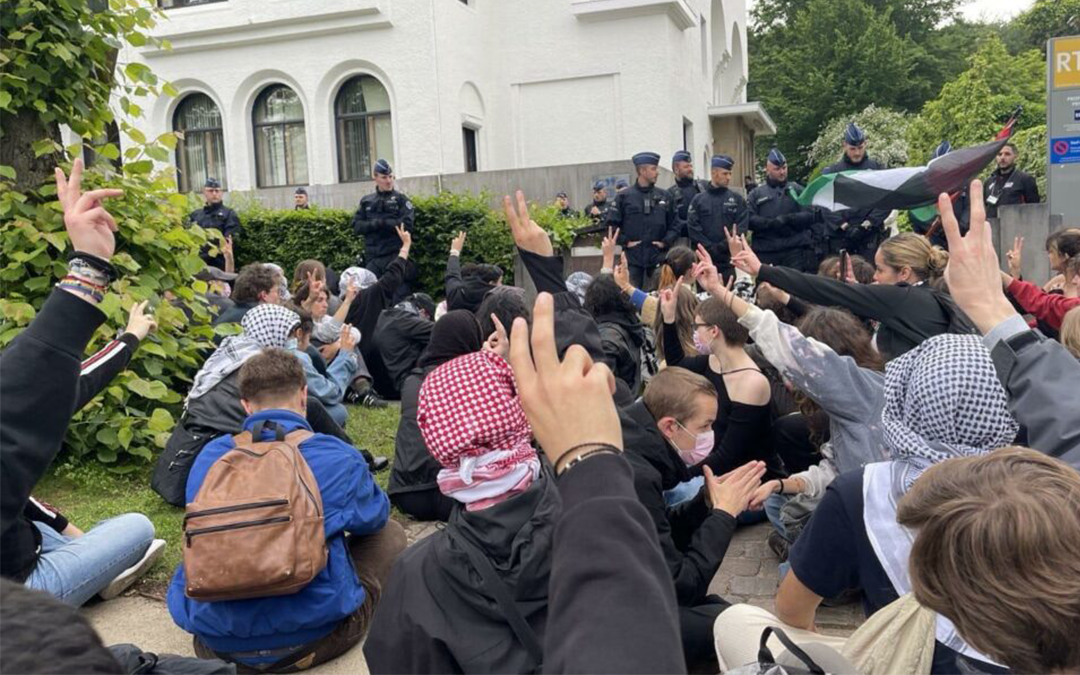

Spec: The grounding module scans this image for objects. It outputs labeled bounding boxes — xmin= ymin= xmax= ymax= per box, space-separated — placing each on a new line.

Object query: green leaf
xmin=118 ymin=425 xmax=133 ymax=449
xmin=127 ymin=376 xmax=168 ymax=400
xmin=31 ymin=138 xmax=59 ymax=157
xmin=98 ymin=143 xmax=120 ymax=160
xmin=0 ymin=91 xmax=11 ymax=109
xmin=126 ymin=159 xmax=153 ymax=175
xmin=0 ymin=165 xmax=15 ymax=180
xmin=96 ymin=427 xmax=119 ymax=448
xmin=148 ymin=407 xmax=174 ymax=432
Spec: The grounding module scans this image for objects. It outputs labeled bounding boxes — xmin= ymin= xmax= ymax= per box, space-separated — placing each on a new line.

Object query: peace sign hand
xmin=54 ymin=158 xmax=123 ymax=260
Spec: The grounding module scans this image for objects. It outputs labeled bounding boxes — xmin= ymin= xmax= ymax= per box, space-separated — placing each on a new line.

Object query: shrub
xmin=805 ymin=105 xmax=912 ymax=180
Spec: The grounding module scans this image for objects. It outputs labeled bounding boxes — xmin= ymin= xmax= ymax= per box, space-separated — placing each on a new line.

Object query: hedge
xmin=234 ymin=191 xmax=590 ymax=297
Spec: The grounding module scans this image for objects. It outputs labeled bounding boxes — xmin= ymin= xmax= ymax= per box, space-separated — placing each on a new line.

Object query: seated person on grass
xmin=168 ymin=347 xmax=406 ymax=672
xmin=287 ymin=305 xmax=360 ymax=427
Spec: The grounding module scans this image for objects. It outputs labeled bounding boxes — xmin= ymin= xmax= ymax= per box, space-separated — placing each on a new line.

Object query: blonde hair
xmin=1060 ymin=306 xmax=1080 ymax=360
xmin=879 ymin=233 xmax=949 ymax=282
xmin=643 ymin=367 xmax=717 ymax=422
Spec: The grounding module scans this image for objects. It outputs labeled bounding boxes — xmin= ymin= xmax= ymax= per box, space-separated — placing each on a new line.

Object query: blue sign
xmin=1051 ymin=136 xmax=1080 ymax=164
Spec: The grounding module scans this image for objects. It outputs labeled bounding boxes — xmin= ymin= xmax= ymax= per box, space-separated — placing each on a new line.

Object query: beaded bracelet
xmin=62 ymin=274 xmax=106 ymax=293
xmin=553 ymin=442 xmax=622 ymax=475
xmin=67 ymin=252 xmax=116 ymax=283
xmin=57 ymin=280 xmax=104 ymax=303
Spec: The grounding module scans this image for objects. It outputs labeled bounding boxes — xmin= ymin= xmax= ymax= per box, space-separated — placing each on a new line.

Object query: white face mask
xmin=285 ymin=338 xmax=298 ymax=351
xmin=669 ymin=421 xmax=715 ymax=466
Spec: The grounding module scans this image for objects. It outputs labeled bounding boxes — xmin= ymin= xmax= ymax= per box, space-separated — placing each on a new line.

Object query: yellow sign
xmin=1053 ymin=36 xmax=1080 ymax=89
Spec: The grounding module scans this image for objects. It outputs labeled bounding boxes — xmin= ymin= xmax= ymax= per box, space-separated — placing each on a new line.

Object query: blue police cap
xmin=767 ymin=148 xmax=787 ymax=166
xmin=844 ymin=122 xmax=867 ymax=145
xmin=632 ymin=151 xmax=661 ymax=167
xmin=373 ymin=159 xmax=392 ymax=175
xmin=615 ymin=178 xmax=629 ymax=189
xmin=295 ymin=187 xmax=307 ymax=195
xmin=593 ymin=180 xmax=606 ymax=191
xmin=556 ymin=191 xmax=568 ymax=198
xmin=711 ymin=154 xmax=734 ymax=170
xmin=672 ymin=150 xmax=692 ymax=165
xmin=204 ymin=177 xmax=222 ymax=189
xmin=932 ymin=141 xmax=952 ymax=159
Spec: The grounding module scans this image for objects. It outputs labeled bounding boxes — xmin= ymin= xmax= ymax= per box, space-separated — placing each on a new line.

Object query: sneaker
xmin=368 ymin=456 xmax=390 ymax=473
xmin=767 ymin=530 xmax=790 ymax=562
xmin=344 ymin=387 xmax=364 ymax=405
xmin=98 ymin=538 xmax=166 ymax=600
xmin=360 ymin=391 xmax=388 ymax=409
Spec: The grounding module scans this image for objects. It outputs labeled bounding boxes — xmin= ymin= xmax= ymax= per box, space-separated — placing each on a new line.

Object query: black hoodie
xmin=594 ymin=310 xmax=646 ymax=394
xmin=445 ymin=255 xmax=496 ymax=313
xmin=364 ymin=472 xmax=560 ymax=674
xmin=619 ymin=400 xmax=737 ymax=607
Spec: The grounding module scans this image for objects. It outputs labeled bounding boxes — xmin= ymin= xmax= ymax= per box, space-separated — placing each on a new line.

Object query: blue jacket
xmin=167 ymin=409 xmax=389 ymax=656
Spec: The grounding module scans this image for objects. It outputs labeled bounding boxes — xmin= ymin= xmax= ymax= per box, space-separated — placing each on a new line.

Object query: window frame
xmin=173 ymin=92 xmax=227 ymax=193
xmin=252 ymin=84 xmax=308 ymax=188
xmin=334 ymin=75 xmax=393 ymax=183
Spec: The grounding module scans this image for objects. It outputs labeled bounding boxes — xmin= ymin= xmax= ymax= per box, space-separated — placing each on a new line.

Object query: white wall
xmin=118 ymin=0 xmax=750 ymax=190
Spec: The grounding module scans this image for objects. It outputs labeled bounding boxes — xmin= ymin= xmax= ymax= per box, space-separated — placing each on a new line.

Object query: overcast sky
xmin=745 ymin=0 xmax=1036 ymax=23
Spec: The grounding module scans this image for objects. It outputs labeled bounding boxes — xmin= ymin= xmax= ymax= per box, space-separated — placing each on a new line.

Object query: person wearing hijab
xmin=715 ymin=334 xmax=1019 ymax=673
xmin=387 ymin=311 xmax=484 ymax=521
xmin=364 ymin=351 xmax=560 ymax=674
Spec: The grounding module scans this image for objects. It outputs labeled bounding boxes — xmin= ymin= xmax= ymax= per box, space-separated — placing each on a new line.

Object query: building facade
xmin=121 ymin=0 xmax=774 ymax=194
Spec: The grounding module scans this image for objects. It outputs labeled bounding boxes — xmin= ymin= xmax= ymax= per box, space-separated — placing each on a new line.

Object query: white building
xmin=122 ymin=0 xmax=775 ymax=195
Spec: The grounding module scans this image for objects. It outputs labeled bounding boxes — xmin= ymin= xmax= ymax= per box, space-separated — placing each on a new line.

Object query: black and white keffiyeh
xmin=339 ymin=266 xmax=377 ymax=295
xmin=863 ymin=333 xmax=1018 ymax=665
xmin=186 ymin=304 xmax=300 ymax=403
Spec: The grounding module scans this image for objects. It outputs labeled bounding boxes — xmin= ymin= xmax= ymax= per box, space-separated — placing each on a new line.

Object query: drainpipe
xmin=428 ymin=0 xmax=447 ymax=178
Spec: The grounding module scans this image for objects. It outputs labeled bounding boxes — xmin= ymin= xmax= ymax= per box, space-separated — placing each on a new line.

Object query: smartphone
xmin=839 ymin=249 xmax=850 ymax=283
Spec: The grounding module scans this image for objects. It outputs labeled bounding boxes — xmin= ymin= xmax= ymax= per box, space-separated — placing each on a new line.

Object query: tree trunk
xmin=0 ymin=109 xmax=62 ymax=194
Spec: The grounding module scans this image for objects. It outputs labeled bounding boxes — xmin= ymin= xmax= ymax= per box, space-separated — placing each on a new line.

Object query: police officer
xmin=687 ymin=155 xmax=748 ymax=280
xmin=821 ymin=122 xmax=889 ymax=260
xmin=189 ymin=177 xmax=241 ymax=270
xmin=294 ymin=187 xmax=310 ymax=210
xmin=747 ymin=148 xmax=818 ymax=272
xmin=615 ymin=178 xmax=629 ymax=193
xmin=984 ymin=141 xmax=1040 ymax=219
xmin=555 ymin=191 xmax=574 ymax=217
xmin=612 ymin=152 xmax=677 ymax=290
xmin=909 ymin=141 xmax=970 ymax=249
xmin=352 ymin=159 xmax=414 ymax=301
xmin=666 ymin=150 xmax=705 ymax=241
xmin=583 ymin=180 xmax=612 ymax=224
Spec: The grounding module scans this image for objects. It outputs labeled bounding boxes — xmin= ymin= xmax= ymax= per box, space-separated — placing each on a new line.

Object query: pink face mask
xmin=693 ymin=330 xmax=712 ymax=356
xmin=672 ymin=421 xmax=715 ymax=466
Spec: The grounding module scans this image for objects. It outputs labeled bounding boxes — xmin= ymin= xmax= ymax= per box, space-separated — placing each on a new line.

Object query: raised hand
xmin=504 ymin=190 xmax=554 ymax=256
xmin=339 ymin=323 xmax=358 ymax=353
xmin=305 ymin=270 xmax=324 ymax=298
xmin=54 ymin=158 xmax=123 ymax=260
xmin=704 ymin=462 xmax=766 ymax=517
xmin=344 ymin=282 xmax=359 ymax=302
xmin=755 ymin=281 xmax=790 ymax=307
xmin=724 ymin=226 xmax=743 ymax=260
xmin=509 ymin=292 xmax=621 ymax=473
xmin=483 ymin=313 xmax=510 ymax=359
xmin=396 ymin=224 xmax=412 ymax=258
xmin=941 ymin=180 xmax=1017 ymax=334
xmin=124 ymin=300 xmax=158 ymax=341
xmin=614 ymin=252 xmax=632 ymax=291
xmin=602 ymin=227 xmax=620 ymax=270
xmin=659 ymin=286 xmax=677 ymax=323
xmin=451 ymin=230 xmax=467 ymax=255
xmin=1006 ymin=236 xmax=1024 ymax=279
xmin=731 ymin=244 xmax=763 ymax=277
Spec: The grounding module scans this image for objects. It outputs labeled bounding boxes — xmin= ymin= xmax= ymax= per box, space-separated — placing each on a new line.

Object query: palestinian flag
xmin=795 ymin=138 xmax=1006 ymax=213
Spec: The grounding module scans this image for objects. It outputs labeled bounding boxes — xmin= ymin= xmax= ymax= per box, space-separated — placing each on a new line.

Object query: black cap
xmin=204 ymin=178 xmax=222 ymax=189
xmin=295 ymin=187 xmax=308 ymax=195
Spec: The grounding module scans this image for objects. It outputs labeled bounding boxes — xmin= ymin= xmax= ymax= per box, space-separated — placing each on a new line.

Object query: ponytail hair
xmin=657 ymin=245 xmax=696 ymax=290
xmin=879 ymin=233 xmax=949 ymax=282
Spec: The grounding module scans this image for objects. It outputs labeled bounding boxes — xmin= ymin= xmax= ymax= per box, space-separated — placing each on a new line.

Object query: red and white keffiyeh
xmin=418 ymin=350 xmax=538 ymax=511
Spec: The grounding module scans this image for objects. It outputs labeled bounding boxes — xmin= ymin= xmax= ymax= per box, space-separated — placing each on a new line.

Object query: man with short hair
xmin=212 ymin=263 xmax=280 ymax=326
xmin=555 ymin=191 xmax=573 ymax=217
xmin=983 ymin=142 xmax=1040 ymax=219
xmin=821 ymin=123 xmax=888 ymax=259
xmin=351 ymin=160 xmax=414 ymax=299
xmin=612 ymin=152 xmax=678 ymax=289
xmin=687 ymin=155 xmax=749 ymax=280
xmin=168 ymin=347 xmax=406 ymax=672
xmin=583 ymin=181 xmax=611 ymax=225
xmin=189 ymin=178 xmax=241 ymax=270
xmin=747 ymin=148 xmax=818 ymax=272
xmin=294 ymin=187 xmax=311 ymax=210
xmin=667 ymin=150 xmax=705 ymax=241
xmin=619 ymin=367 xmax=765 ymax=669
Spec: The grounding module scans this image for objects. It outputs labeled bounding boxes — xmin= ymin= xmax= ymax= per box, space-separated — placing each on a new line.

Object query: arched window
xmin=335 ymin=75 xmax=393 ymax=182
xmin=252 ymin=84 xmax=308 ymax=187
xmin=174 ymin=93 xmax=226 ymax=193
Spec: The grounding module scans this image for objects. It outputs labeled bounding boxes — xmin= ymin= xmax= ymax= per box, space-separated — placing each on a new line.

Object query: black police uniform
xmin=984 ymin=166 xmax=1040 ymax=219
xmin=820 ymin=154 xmax=888 ymax=259
xmin=687 ymin=184 xmax=748 ymax=281
xmin=352 ymin=188 xmax=414 ymax=275
xmin=611 ymin=183 xmax=677 ymax=289
xmin=583 ymin=198 xmax=612 ymax=225
xmin=667 ymin=177 xmax=706 ymax=240
xmin=189 ymin=202 xmax=241 ymax=270
xmin=747 ymin=178 xmax=818 ymax=272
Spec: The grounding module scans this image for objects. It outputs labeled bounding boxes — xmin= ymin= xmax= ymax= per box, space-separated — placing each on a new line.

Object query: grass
xmin=34 ymin=404 xmax=402 ymax=597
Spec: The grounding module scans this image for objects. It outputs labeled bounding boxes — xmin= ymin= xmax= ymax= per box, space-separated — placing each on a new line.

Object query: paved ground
xmin=84 ymin=520 xmax=861 ymax=672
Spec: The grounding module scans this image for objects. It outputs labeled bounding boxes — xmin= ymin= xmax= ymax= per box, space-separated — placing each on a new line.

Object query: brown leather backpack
xmin=183 ymin=421 xmax=328 ymax=601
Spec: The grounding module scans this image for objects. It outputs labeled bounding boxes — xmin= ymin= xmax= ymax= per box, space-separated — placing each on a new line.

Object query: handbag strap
xmin=448 ymin=529 xmax=544 ymax=671
xmin=757 ymin=626 xmax=826 ymax=675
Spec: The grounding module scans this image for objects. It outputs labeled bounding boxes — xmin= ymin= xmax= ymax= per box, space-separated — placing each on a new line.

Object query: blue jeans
xmin=764 ymin=493 xmax=790 ymax=541
xmin=25 ymin=513 xmax=155 ymax=607
xmin=664 ymin=476 xmax=704 ymax=507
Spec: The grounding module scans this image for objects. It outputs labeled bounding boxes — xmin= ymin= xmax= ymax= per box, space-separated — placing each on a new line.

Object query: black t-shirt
xmin=789 ymin=469 xmax=1008 ymax=675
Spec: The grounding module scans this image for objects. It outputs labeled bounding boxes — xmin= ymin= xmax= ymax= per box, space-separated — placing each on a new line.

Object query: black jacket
xmin=445 ymin=254 xmax=495 ymax=313
xmin=820 ymin=155 xmax=889 ymax=248
xmin=351 ymin=188 xmax=414 ymax=260
xmin=365 ymin=472 xmax=560 ymax=674
xmin=544 ymin=453 xmax=684 ymax=673
xmin=611 ymin=183 xmax=678 ymax=269
xmin=189 ymin=202 xmax=241 ymax=270
xmin=596 ymin=313 xmax=645 ymax=395
xmin=371 ymin=307 xmax=433 ymax=399
xmin=747 ymin=178 xmax=816 ymax=253
xmin=345 ymin=256 xmax=413 ymax=361
xmin=387 ymin=367 xmax=441 ymax=496
xmin=688 ymin=184 xmax=749 ymax=268
xmin=667 ymin=177 xmax=706 ymax=239
xmin=620 ymin=400 xmax=737 ymax=607
xmin=581 ymin=198 xmax=611 ymax=225
xmin=1 ymin=292 xmax=112 ymax=581
xmin=984 ymin=166 xmax=1040 ymax=219
xmin=758 ymin=264 xmax=954 ymax=360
